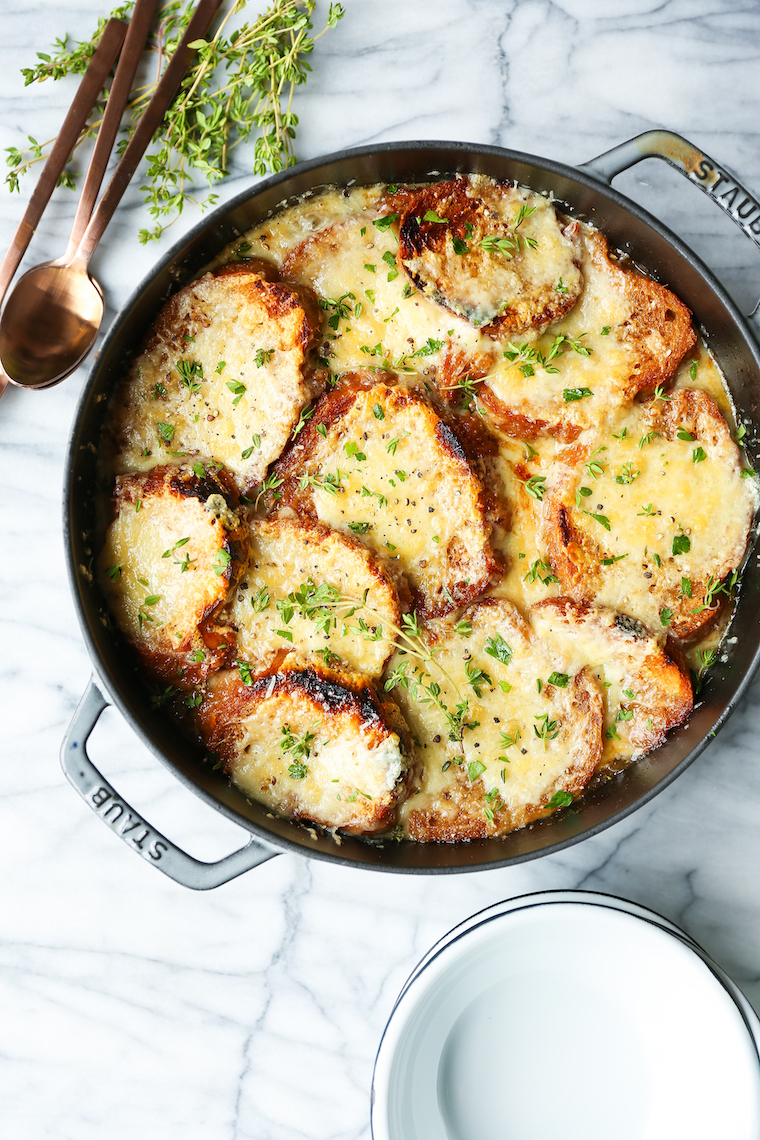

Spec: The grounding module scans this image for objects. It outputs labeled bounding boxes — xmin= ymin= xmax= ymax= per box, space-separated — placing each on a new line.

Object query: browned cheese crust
xmin=98 ymin=464 xmax=246 ymax=687
xmin=542 ymin=389 xmax=755 ymax=640
xmin=480 ymin=224 xmax=697 ymax=439
xmin=529 ymin=598 xmax=693 ymax=765
xmin=271 ymin=374 xmax=500 ymax=618
xmin=228 ymin=516 xmax=402 ymax=679
xmin=398 ymin=598 xmax=604 ymax=841
xmin=107 ymin=263 xmax=323 ymax=490
xmin=582 ymin=229 xmax=696 ymax=396
xmin=196 ymin=664 xmax=412 ymax=834
xmin=397 ymin=178 xmax=583 ymax=335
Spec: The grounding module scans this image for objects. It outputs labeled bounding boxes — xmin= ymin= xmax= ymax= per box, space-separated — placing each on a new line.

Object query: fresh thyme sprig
xmin=7 ymin=0 xmax=345 ymax=242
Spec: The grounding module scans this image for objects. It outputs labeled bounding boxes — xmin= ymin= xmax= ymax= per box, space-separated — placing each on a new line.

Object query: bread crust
xmin=397 ymin=178 xmax=583 ymax=336
xmin=229 ymin=516 xmax=402 ymax=679
xmin=108 ymin=265 xmax=323 ymax=491
xmin=542 ymin=389 xmax=755 ymax=640
xmin=99 ymin=463 xmax=245 ymax=687
xmin=196 ymin=664 xmax=412 ymax=834
xmin=399 ymin=598 xmax=604 ymax=841
xmin=271 ymin=375 xmax=500 ymax=618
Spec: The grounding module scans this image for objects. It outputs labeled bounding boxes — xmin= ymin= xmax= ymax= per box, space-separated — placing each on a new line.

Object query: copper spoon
xmin=0 ymin=0 xmax=224 ymax=390
xmin=0 ymin=18 xmax=127 ymax=399
xmin=0 ymin=0 xmax=158 ymax=390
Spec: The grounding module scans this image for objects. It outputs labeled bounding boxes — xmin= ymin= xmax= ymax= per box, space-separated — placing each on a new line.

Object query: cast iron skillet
xmin=62 ymin=131 xmax=760 ymax=889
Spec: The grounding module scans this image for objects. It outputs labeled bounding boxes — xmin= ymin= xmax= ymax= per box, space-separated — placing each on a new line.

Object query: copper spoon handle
xmin=76 ymin=0 xmax=225 ymax=266
xmin=64 ymin=0 xmax=160 ymax=261
xmin=0 ymin=18 xmax=127 ymax=304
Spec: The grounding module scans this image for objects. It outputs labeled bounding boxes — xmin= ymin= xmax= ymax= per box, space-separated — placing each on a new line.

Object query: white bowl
xmin=372 ymin=894 xmax=760 ymax=1140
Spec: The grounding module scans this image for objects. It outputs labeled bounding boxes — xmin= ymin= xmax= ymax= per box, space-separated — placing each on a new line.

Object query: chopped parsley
xmin=521 ymin=475 xmax=547 ymax=501
xmin=534 ymin=713 xmax=560 ymax=745
xmin=614 ymin=462 xmax=639 ymax=485
xmin=176 ymin=359 xmax=203 ymax=392
xmin=484 ymin=634 xmax=512 ymax=665
xmin=255 ymin=348 xmax=275 ymax=368
xmin=382 ymin=250 xmax=399 ymax=281
xmin=467 ymin=759 xmax=486 ymax=783
xmin=241 ymin=434 xmax=262 ymax=459
xmin=227 ymin=379 xmax=246 ymax=406
xmin=524 ymin=558 xmax=559 ymax=586
xmin=373 ymin=212 xmax=398 ymax=231
xmin=344 ymin=441 xmax=367 ymax=461
xmin=213 ymin=549 xmax=231 ymax=577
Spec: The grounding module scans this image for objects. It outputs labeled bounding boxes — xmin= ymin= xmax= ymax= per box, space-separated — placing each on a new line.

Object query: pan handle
xmin=60 ymin=679 xmax=280 ymax=889
xmin=580 ymin=130 xmax=760 ymax=316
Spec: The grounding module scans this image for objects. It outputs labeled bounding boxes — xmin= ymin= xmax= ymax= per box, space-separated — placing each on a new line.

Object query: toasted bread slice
xmin=109 ymin=264 xmax=322 ymax=490
xmin=229 ymin=517 xmax=401 ymax=679
xmin=272 ymin=376 xmax=499 ymax=618
xmin=196 ymin=664 xmax=412 ymax=834
xmin=397 ymin=598 xmax=603 ymax=841
xmin=397 ymin=177 xmax=583 ymax=336
xmin=541 ymin=389 xmax=756 ymax=640
xmin=479 ymin=437 xmax=565 ymax=611
xmin=99 ymin=464 xmax=245 ymax=687
xmin=281 ymin=200 xmax=496 ymax=383
xmin=530 ymin=598 xmax=692 ymax=767
xmin=481 ymin=223 xmax=696 ymax=438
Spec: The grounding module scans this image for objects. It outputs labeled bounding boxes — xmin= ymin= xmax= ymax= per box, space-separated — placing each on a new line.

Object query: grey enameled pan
xmin=62 ymin=131 xmax=760 ymax=888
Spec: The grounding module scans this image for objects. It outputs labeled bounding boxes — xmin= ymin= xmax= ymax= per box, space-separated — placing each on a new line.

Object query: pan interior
xmin=66 ymin=142 xmax=760 ymax=872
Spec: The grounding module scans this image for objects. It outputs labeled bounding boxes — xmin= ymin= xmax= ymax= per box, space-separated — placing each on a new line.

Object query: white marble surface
xmin=2 ymin=1 xmax=760 ymax=1136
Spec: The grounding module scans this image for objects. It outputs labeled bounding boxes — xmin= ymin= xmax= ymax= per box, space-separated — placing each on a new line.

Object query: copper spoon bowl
xmin=0 ymin=19 xmax=127 ymax=399
xmin=0 ymin=0 xmax=223 ymax=392
xmin=0 ymin=258 xmax=105 ymax=388
xmin=0 ymin=0 xmax=160 ymax=389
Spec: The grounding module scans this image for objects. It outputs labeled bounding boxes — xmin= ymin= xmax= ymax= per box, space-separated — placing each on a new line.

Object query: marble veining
xmin=2 ymin=1 xmax=760 ymax=1136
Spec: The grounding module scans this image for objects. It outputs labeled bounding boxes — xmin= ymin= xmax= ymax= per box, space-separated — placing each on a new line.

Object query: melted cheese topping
xmin=396 ymin=600 xmax=601 ymax=833
xmin=213 ymin=673 xmax=406 ymax=833
xmin=109 ymin=270 xmax=316 ymax=489
xmin=230 ymin=519 xmax=398 ymax=678
xmin=294 ymin=383 xmax=494 ymax=615
xmin=545 ymin=393 xmax=756 ymax=638
xmin=99 ymin=485 xmax=234 ymax=659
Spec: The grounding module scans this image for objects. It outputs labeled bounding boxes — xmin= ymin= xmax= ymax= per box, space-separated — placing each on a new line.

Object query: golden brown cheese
xmin=529 ymin=599 xmax=693 ymax=768
xmin=397 ymin=178 xmax=583 ymax=334
xmin=108 ymin=264 xmax=322 ymax=490
xmin=196 ymin=665 xmax=412 ymax=834
xmin=230 ymin=517 xmax=401 ymax=679
xmin=272 ymin=376 xmax=500 ymax=617
xmin=396 ymin=598 xmax=603 ymax=840
xmin=281 ymin=200 xmax=496 ymax=383
xmin=98 ymin=464 xmax=245 ymax=687
xmin=542 ymin=389 xmax=756 ymax=640
xmin=481 ymin=224 xmax=696 ymax=438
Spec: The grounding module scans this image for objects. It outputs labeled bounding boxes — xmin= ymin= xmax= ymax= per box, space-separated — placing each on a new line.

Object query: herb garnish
xmin=10 ymin=1 xmax=347 ymax=241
